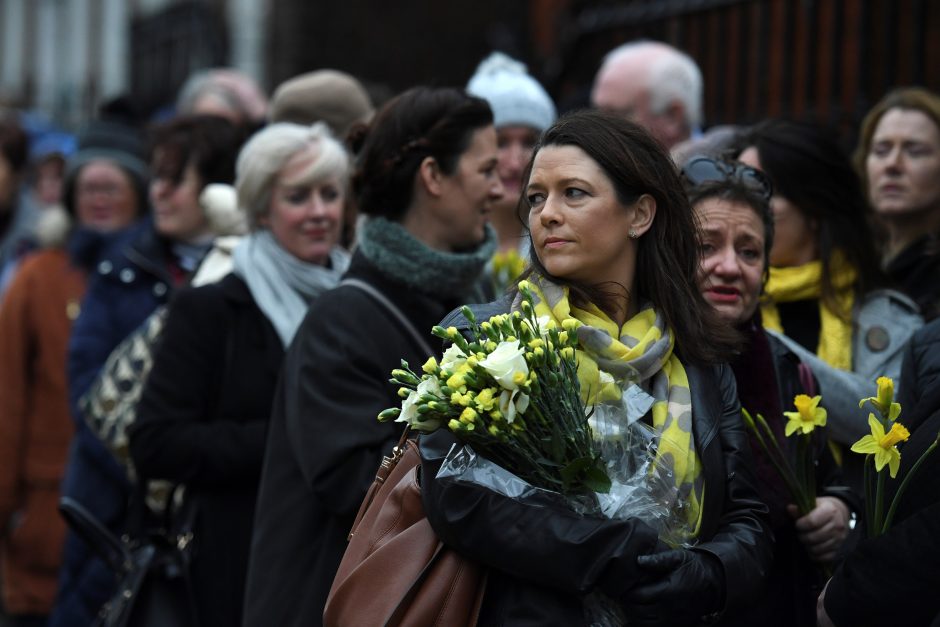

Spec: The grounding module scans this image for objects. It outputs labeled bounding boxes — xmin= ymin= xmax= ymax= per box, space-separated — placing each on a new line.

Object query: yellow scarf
xmin=520 ymin=275 xmax=704 ymax=539
xmin=761 ymin=259 xmax=856 ymax=371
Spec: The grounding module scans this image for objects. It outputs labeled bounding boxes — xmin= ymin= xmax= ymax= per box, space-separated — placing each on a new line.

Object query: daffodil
xmin=783 ymin=394 xmax=828 ymax=436
xmin=851 ymin=414 xmax=910 ymax=478
xmin=859 ymin=376 xmax=902 ymax=421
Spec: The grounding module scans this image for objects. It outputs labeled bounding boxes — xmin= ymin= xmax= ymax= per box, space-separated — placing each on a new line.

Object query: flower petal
xmin=850 ymin=436 xmax=878 ymax=455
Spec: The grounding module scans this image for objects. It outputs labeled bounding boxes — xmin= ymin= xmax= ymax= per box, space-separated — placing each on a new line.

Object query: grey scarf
xmin=357 ymin=217 xmax=496 ymax=299
xmin=232 ymin=230 xmax=350 ymax=347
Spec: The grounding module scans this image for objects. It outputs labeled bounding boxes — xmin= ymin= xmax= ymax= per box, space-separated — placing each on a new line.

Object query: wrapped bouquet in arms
xmin=365 ymin=110 xmax=772 ymax=626
xmin=381 ymin=278 xmax=699 ymax=544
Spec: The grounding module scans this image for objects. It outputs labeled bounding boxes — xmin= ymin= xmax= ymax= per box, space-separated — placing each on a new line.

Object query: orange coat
xmin=0 ymin=248 xmax=86 ymax=615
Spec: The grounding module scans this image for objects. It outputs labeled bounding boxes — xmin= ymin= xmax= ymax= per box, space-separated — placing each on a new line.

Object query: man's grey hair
xmin=601 ymin=41 xmax=703 ymax=129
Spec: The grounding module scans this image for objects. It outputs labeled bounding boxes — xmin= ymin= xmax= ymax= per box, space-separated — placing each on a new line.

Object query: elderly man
xmin=591 ymin=40 xmax=703 ymax=150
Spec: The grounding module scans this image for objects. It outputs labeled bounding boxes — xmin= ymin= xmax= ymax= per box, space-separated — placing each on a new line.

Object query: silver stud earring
xmin=629 ymin=228 xmax=638 ymax=239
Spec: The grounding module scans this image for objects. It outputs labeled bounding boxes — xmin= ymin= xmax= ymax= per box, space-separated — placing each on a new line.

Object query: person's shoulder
xmin=17 ymin=247 xmax=68 ymax=276
xmin=439 ymin=298 xmax=511 ymax=330
xmin=858 ymin=288 xmax=921 ymax=320
xmin=89 ymin=220 xmax=155 ymax=280
xmin=910 ymin=318 xmax=940 ymax=357
xmin=171 ymin=273 xmax=248 ymax=312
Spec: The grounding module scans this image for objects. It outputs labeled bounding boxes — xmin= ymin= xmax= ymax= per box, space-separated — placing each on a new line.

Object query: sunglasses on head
xmin=681 ymin=155 xmax=774 ymax=203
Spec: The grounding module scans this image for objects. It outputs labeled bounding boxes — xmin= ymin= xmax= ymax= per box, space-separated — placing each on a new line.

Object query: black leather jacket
xmin=419 ymin=304 xmax=772 ymax=626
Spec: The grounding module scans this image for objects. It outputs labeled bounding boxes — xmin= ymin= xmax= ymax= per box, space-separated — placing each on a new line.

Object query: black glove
xmin=620 ymin=548 xmax=725 ymax=626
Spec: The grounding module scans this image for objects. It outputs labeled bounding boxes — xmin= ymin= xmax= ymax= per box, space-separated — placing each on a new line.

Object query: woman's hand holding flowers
xmin=621 ymin=548 xmax=725 ymax=626
xmin=787 ymin=496 xmax=851 ymax=563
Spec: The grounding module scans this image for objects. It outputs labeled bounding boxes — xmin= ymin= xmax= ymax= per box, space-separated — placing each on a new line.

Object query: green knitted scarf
xmin=357 ymin=217 xmax=496 ymax=299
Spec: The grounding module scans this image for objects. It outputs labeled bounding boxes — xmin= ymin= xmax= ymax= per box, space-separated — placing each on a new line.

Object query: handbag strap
xmin=339 ymin=278 xmax=434 ymax=357
xmin=59 ymin=497 xmax=132 ymax=575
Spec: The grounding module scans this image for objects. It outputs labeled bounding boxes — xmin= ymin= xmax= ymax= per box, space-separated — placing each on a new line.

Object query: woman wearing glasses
xmin=684 ymin=156 xmax=856 ymax=627
xmin=733 ymin=121 xmax=921 ymax=471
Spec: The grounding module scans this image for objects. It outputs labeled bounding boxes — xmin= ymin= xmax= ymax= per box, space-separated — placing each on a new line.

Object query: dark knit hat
xmin=269 ymin=70 xmax=374 ymax=139
xmin=62 ymin=119 xmax=150 ymax=215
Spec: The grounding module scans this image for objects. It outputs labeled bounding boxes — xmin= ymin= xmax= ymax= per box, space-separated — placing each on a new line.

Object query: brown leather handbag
xmin=323 ymin=430 xmax=487 ymax=627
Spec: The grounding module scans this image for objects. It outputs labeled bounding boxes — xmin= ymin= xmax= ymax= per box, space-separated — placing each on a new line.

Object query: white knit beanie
xmin=467 ymin=52 xmax=556 ymax=132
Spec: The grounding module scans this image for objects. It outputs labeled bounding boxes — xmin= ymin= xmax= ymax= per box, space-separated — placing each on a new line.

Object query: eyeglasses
xmin=681 ymin=155 xmax=773 ymax=202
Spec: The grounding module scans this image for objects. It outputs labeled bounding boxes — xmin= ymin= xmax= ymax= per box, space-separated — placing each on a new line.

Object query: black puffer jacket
xmin=419 ymin=303 xmax=773 ymax=626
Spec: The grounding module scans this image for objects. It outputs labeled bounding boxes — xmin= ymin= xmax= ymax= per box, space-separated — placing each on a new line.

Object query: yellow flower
xmin=422 ymin=356 xmax=438 ymax=374
xmin=460 ymin=408 xmax=478 ymax=424
xmin=561 ymin=319 xmax=580 ymax=332
xmin=446 ymin=372 xmax=466 ymax=391
xmin=783 ymin=394 xmax=828 ymax=436
xmin=851 ymin=414 xmax=911 ymax=478
xmin=474 ymin=388 xmax=497 ymax=412
xmin=859 ymin=376 xmax=902 ymax=421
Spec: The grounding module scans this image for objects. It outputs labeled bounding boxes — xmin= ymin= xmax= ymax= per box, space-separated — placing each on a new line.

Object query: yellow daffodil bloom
xmin=783 ymin=394 xmax=828 ymax=436
xmin=850 ymin=414 xmax=911 ymax=478
xmin=859 ymin=376 xmax=902 ymax=421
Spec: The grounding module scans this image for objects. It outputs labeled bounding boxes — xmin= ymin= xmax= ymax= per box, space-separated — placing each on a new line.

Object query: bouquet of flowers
xmin=851 ymin=376 xmax=940 ymax=537
xmin=379 ymin=281 xmax=693 ymax=538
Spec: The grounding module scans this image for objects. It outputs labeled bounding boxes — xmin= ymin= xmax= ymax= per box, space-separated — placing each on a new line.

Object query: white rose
xmin=440 ymin=344 xmax=467 ymax=371
xmin=397 ymin=378 xmax=444 ymax=432
xmin=416 ymin=376 xmax=442 ymax=398
xmin=480 ymin=340 xmax=528 ymax=390
xmin=397 ymin=390 xmax=420 ymax=426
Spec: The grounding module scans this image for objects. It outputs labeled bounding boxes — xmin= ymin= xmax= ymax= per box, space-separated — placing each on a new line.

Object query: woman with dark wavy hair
xmin=734 ymin=120 xmax=921 ymax=455
xmin=418 ymin=110 xmax=771 ymax=626
xmin=243 ymin=86 xmax=503 ymax=627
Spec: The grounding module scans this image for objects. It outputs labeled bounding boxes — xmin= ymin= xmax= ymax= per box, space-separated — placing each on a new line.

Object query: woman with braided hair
xmin=243 ymin=86 xmax=503 ymax=626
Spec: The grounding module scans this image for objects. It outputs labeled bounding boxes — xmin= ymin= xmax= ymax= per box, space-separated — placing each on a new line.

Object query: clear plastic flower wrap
xmin=436 ymin=382 xmax=696 ymax=546
xmin=436 ymin=384 xmax=696 ymax=627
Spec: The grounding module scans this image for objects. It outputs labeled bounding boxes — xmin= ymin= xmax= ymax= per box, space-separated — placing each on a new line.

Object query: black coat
xmin=823 ymin=318 xmax=940 ymax=626
xmin=242 ymin=251 xmax=466 ymax=627
xmin=885 ymin=235 xmax=940 ymax=321
xmin=418 ymin=303 xmax=773 ymax=626
xmin=128 ymin=273 xmax=283 ymax=627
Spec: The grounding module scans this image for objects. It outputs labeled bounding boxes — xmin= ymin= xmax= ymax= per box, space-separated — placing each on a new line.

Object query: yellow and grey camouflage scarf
xmin=516 ymin=274 xmax=704 ymax=538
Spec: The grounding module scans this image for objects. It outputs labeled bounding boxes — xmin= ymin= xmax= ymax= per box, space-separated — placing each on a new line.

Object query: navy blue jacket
xmin=52 ymin=218 xmax=178 ymax=627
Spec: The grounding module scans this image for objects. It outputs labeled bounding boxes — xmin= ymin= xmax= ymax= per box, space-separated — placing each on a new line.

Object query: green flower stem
xmin=882 ymin=436 xmax=940 ymax=533
xmin=795 ymin=436 xmax=815 ymax=516
xmin=871 ymin=468 xmax=887 ymax=539
xmin=863 ymin=456 xmax=874 ymax=535
xmin=747 ymin=420 xmax=807 ymax=509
